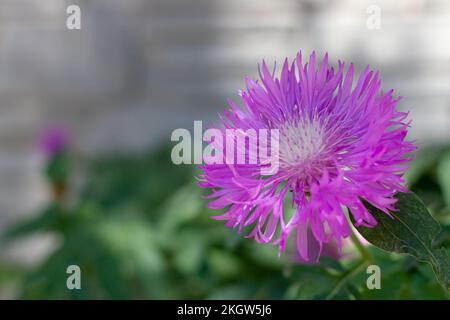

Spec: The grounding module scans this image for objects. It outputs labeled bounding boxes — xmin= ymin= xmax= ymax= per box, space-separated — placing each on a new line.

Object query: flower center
xmin=278 ymin=118 xmax=327 ymax=173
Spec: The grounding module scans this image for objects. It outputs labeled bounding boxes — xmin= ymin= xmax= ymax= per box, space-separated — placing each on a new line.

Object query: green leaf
xmin=207 ymin=285 xmax=255 ymax=300
xmin=158 ymin=184 xmax=203 ymax=231
xmin=3 ymin=205 xmax=66 ymax=240
xmin=285 ymin=265 xmax=348 ymax=300
xmin=437 ymin=150 xmax=450 ymax=208
xmin=353 ymin=192 xmax=450 ymax=290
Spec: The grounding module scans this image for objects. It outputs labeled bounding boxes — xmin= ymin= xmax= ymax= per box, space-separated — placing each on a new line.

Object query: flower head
xmin=198 ymin=52 xmax=415 ymax=261
xmin=38 ymin=125 xmax=69 ymax=156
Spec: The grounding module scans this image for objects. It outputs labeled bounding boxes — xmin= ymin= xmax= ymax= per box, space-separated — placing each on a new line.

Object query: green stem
xmin=326 ymin=259 xmax=368 ymax=300
xmin=344 ymin=210 xmax=374 ymax=264
xmin=325 ymin=212 xmax=376 ymax=299
xmin=349 ymin=225 xmax=374 ymax=264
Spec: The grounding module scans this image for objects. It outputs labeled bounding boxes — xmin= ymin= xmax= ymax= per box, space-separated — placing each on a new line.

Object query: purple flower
xmin=38 ymin=125 xmax=69 ymax=156
xmin=289 ymin=227 xmax=342 ymax=264
xmin=198 ymin=52 xmax=415 ymax=261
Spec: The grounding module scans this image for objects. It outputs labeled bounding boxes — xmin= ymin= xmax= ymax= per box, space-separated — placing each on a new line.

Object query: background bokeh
xmin=0 ymin=0 xmax=450 ymax=299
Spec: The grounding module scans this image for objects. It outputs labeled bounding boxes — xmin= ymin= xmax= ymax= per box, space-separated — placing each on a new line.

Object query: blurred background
xmin=0 ymin=0 xmax=450 ymax=299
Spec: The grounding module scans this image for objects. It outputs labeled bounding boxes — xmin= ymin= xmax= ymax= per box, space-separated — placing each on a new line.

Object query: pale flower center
xmin=278 ymin=118 xmax=327 ymax=171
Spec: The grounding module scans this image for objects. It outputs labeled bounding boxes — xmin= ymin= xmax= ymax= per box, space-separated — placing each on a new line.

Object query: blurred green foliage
xmin=1 ymin=145 xmax=450 ymax=299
